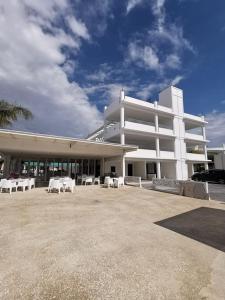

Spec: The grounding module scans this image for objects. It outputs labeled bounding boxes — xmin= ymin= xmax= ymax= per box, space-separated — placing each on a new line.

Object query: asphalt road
xmin=209 ymin=183 xmax=225 ymax=202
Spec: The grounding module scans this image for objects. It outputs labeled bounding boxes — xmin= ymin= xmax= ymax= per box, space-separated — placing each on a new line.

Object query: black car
xmin=191 ymin=169 xmax=225 ymax=184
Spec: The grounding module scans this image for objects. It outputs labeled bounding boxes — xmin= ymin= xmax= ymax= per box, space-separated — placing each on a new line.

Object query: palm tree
xmin=0 ymin=100 xmax=33 ymax=128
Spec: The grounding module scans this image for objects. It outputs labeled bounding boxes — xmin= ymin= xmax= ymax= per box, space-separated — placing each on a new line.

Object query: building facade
xmin=207 ymin=145 xmax=225 ymax=170
xmin=88 ymin=86 xmax=209 ymax=180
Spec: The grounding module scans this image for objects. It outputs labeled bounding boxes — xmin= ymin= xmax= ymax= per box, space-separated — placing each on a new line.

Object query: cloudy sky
xmin=0 ymin=0 xmax=225 ymax=145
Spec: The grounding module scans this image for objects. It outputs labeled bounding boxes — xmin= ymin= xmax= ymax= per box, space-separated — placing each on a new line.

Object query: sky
xmin=0 ymin=0 xmax=225 ymax=145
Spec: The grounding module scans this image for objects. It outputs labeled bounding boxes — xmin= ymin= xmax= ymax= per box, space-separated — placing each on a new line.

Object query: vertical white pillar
xmin=120 ymin=104 xmax=125 ymax=145
xmin=155 ymin=114 xmax=159 ymax=132
xmin=155 ymin=137 xmax=160 ymax=157
xmin=202 ymin=126 xmax=206 ymax=140
xmin=121 ymin=154 xmax=125 ymax=178
xmin=205 ymin=163 xmax=209 ymax=170
xmin=156 ymin=161 xmax=161 ymax=179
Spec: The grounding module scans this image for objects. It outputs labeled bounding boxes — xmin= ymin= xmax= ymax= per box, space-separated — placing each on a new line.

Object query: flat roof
xmin=0 ymin=129 xmax=137 ymax=158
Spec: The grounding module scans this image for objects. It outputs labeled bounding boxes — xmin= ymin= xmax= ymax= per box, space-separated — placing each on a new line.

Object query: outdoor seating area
xmin=48 ymin=177 xmax=76 ymax=193
xmin=103 ymin=176 xmax=124 ymax=188
xmin=0 ymin=178 xmax=35 ymax=194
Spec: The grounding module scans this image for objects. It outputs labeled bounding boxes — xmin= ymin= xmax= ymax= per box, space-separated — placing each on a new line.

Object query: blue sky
xmin=0 ymin=0 xmax=225 ymax=145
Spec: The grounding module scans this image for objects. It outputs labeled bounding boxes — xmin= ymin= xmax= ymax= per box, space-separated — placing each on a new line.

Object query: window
xmin=111 ymin=166 xmax=116 ymax=173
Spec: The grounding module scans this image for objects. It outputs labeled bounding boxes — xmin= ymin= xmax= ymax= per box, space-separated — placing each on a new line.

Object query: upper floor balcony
xmin=104 ymin=118 xmax=174 ymax=140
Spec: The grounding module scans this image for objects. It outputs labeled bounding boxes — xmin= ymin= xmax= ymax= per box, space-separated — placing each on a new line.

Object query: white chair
xmin=84 ymin=177 xmax=93 ymax=185
xmin=48 ymin=179 xmax=63 ymax=194
xmin=28 ymin=178 xmax=35 ymax=190
xmin=17 ymin=179 xmax=29 ymax=192
xmin=64 ymin=179 xmax=76 ymax=193
xmin=114 ymin=177 xmax=124 ymax=188
xmin=104 ymin=176 xmax=114 ymax=188
xmin=0 ymin=179 xmax=17 ymax=194
xmin=93 ymin=177 xmax=100 ymax=185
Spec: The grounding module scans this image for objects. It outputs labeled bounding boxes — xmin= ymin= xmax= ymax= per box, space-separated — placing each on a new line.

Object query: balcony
xmin=185 ymin=132 xmax=204 ymax=142
xmin=125 ymin=149 xmax=157 ymax=159
xmin=125 ymin=120 xmax=156 ymax=134
xmin=186 ymin=153 xmax=206 ymax=161
xmin=104 ymin=122 xmax=120 ymax=139
xmin=160 ymin=151 xmax=175 ymax=159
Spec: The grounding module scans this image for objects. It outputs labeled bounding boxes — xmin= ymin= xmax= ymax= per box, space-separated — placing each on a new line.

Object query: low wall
xmin=152 ymin=179 xmax=210 ymax=200
xmin=124 ymin=176 xmax=142 ymax=188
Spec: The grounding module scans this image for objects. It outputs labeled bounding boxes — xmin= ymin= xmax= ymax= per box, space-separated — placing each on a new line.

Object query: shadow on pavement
xmin=155 ymin=207 xmax=225 ymax=252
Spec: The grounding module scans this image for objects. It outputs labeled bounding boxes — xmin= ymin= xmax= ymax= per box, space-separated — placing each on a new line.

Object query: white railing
xmin=160 ymin=151 xmax=175 ymax=159
xmin=125 ymin=149 xmax=157 ymax=159
xmin=104 ymin=122 xmax=120 ymax=139
xmin=125 ymin=121 xmax=156 ymax=134
xmin=185 ymin=132 xmax=204 ymax=141
xmin=186 ymin=153 xmax=206 ymax=161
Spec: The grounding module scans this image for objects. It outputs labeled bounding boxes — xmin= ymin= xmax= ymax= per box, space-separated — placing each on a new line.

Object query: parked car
xmin=191 ymin=169 xmax=225 ymax=184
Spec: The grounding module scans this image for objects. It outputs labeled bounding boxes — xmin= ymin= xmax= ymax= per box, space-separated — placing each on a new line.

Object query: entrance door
xmin=128 ymin=163 xmax=133 ymax=176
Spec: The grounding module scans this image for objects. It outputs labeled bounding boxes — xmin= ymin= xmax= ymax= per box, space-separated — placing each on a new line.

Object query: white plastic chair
xmin=114 ymin=177 xmax=124 ymax=188
xmin=104 ymin=176 xmax=114 ymax=188
xmin=0 ymin=179 xmax=17 ymax=194
xmin=64 ymin=179 xmax=76 ymax=192
xmin=17 ymin=179 xmax=29 ymax=192
xmin=28 ymin=178 xmax=35 ymax=190
xmin=84 ymin=177 xmax=93 ymax=185
xmin=48 ymin=179 xmax=63 ymax=194
xmin=93 ymin=177 xmax=100 ymax=185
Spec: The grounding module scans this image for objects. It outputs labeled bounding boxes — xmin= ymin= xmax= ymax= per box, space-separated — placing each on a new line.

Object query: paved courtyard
xmin=0 ymin=186 xmax=225 ymax=300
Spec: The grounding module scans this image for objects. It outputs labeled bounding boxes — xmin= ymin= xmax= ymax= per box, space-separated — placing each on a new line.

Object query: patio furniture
xmin=84 ymin=177 xmax=93 ymax=185
xmin=104 ymin=176 xmax=114 ymax=188
xmin=93 ymin=177 xmax=100 ymax=185
xmin=48 ymin=179 xmax=63 ymax=194
xmin=0 ymin=179 xmax=17 ymax=194
xmin=62 ymin=178 xmax=76 ymax=192
xmin=17 ymin=179 xmax=29 ymax=192
xmin=114 ymin=177 xmax=124 ymax=188
xmin=28 ymin=178 xmax=35 ymax=190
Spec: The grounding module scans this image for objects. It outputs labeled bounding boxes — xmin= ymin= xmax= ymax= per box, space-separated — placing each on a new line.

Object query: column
xmin=101 ymin=157 xmax=105 ymax=176
xmin=121 ymin=154 xmax=125 ymax=178
xmin=3 ymin=154 xmax=11 ymax=178
xmin=155 ymin=114 xmax=159 ymax=132
xmin=156 ymin=161 xmax=161 ymax=179
xmin=202 ymin=126 xmax=206 ymax=140
xmin=120 ymin=105 xmax=125 ymax=145
xmin=155 ymin=137 xmax=160 ymax=157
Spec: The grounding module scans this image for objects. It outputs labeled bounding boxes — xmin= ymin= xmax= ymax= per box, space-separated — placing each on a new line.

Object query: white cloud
xmin=67 ymin=16 xmax=90 ymax=40
xmin=137 ymin=75 xmax=184 ymax=99
xmin=205 ymin=111 xmax=225 ymax=146
xmin=128 ymin=42 xmax=160 ymax=71
xmin=126 ymin=0 xmax=195 ymax=76
xmin=126 ymin=0 xmax=143 ymax=14
xmin=0 ymin=0 xmax=102 ymax=137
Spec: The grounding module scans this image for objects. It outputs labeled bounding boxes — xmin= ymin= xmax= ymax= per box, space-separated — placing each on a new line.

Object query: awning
xmin=0 ymin=129 xmax=137 ymax=158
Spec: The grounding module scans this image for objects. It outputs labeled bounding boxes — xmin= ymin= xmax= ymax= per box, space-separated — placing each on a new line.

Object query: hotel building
xmin=0 ymin=86 xmax=209 ymax=184
xmin=88 ymin=86 xmax=209 ymax=180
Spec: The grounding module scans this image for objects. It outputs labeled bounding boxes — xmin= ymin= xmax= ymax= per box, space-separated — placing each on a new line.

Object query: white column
xmin=156 ymin=161 xmax=161 ymax=179
xmin=202 ymin=126 xmax=206 ymax=140
xmin=205 ymin=163 xmax=209 ymax=170
xmin=121 ymin=154 xmax=125 ymax=178
xmin=120 ymin=105 xmax=125 ymax=145
xmin=155 ymin=137 xmax=160 ymax=157
xmin=155 ymin=114 xmax=159 ymax=132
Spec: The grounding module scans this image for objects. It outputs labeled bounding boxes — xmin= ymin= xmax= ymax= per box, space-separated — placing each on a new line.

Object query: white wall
xmin=133 ymin=161 xmax=146 ymax=179
xmin=161 ymin=162 xmax=176 ymax=179
xmin=214 ymin=153 xmax=225 ymax=169
xmin=104 ymin=159 xmax=122 ymax=175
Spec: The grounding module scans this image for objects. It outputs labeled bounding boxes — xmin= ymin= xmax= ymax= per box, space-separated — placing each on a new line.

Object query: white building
xmin=88 ymin=86 xmax=209 ymax=180
xmin=207 ymin=145 xmax=225 ymax=170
